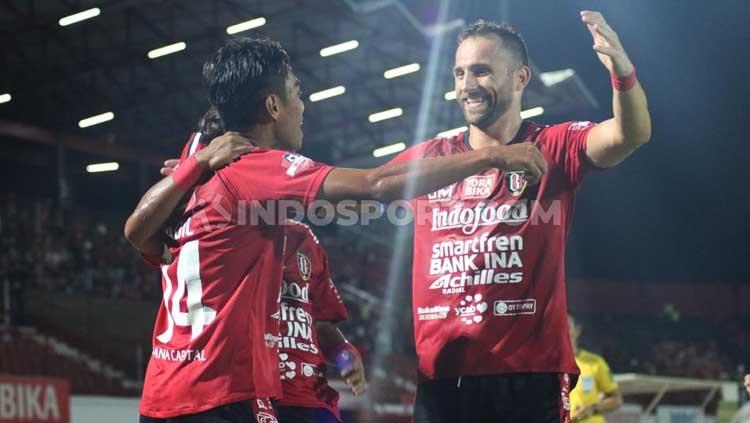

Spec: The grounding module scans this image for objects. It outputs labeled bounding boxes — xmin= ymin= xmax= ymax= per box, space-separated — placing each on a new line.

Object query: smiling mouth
xmin=462 ymin=93 xmax=488 ymax=109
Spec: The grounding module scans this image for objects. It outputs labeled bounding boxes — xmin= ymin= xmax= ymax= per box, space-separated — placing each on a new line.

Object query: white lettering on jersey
xmin=432 ymin=201 xmax=529 ymax=235
xmin=280 ymin=280 xmax=310 ymax=303
xmin=428 ymin=270 xmax=524 ymax=294
xmin=428 ymin=185 xmax=455 ymax=202
xmin=463 ymin=175 xmax=496 ymax=199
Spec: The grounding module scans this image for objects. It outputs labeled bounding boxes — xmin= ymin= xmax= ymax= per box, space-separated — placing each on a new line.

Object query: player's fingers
xmin=160 ymin=167 xmax=174 ymax=177
xmin=524 ymin=163 xmax=543 ymax=186
xmin=580 ymin=10 xmax=604 ymax=25
xmin=352 ymin=383 xmax=367 ymax=396
xmin=531 ymin=150 xmax=548 ymax=175
xmin=234 ymin=145 xmax=255 ymax=155
xmin=340 ymin=367 xmax=356 ymax=378
xmin=593 ymin=44 xmax=621 ymax=58
xmin=592 ymin=24 xmax=621 ymax=49
xmin=164 ymin=159 xmax=180 ymax=169
xmin=346 ymin=372 xmax=365 ymax=386
xmin=351 ymin=378 xmax=367 ymax=394
xmin=585 ymin=23 xmax=599 ymax=40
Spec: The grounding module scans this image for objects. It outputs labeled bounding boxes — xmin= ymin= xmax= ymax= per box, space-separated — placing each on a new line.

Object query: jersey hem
xmin=139 ymin=393 xmax=263 ymax=419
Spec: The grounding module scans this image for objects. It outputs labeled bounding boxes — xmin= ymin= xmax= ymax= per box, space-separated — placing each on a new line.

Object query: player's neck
xmin=468 ymin=110 xmax=523 ymax=150
xmin=239 ymin=126 xmax=277 ymax=149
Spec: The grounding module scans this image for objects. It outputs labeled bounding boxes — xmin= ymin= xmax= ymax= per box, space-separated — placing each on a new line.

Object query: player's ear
xmin=515 ymin=65 xmax=531 ymax=92
xmin=264 ymin=94 xmax=283 ymax=121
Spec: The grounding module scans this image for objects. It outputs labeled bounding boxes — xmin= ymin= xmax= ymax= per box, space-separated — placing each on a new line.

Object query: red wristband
xmin=611 ymin=68 xmax=637 ymax=91
xmin=171 ymin=155 xmax=204 ymax=191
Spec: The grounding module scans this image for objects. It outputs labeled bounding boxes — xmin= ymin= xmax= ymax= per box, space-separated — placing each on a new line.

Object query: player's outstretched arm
xmin=319 ymin=144 xmax=545 ymax=202
xmin=316 ymin=321 xmax=367 ymax=396
xmin=123 ymin=134 xmax=253 ymax=256
xmin=580 ymin=11 xmax=652 ymax=168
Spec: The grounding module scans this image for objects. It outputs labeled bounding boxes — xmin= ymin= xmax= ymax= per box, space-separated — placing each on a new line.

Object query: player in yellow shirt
xmin=568 ymin=314 xmax=623 ymax=423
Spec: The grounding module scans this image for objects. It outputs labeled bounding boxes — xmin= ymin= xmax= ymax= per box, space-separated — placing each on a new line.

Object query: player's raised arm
xmin=123 ymin=133 xmax=253 ymax=256
xmin=319 ymin=143 xmax=546 ymax=202
xmin=580 ymin=11 xmax=652 ymax=168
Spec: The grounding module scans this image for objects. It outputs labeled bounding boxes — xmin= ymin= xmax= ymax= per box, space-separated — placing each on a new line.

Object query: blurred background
xmin=1 ymin=0 xmax=748 ymax=422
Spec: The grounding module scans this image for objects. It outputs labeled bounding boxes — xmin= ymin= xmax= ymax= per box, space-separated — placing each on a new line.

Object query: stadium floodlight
xmin=368 ymin=108 xmax=403 ymax=123
xmin=444 ymin=90 xmax=456 ymax=101
xmin=384 ymin=63 xmax=421 ymax=79
xmin=58 ymin=8 xmax=100 ymax=26
xmin=86 ymin=162 xmax=119 ymax=173
xmin=539 ymin=68 xmax=575 ymax=87
xmin=0 ymin=93 xmax=11 ymax=104
xmin=320 ymin=40 xmax=359 ymax=57
xmin=520 ymin=106 xmax=544 ymax=119
xmin=226 ymin=17 xmax=266 ymax=34
xmin=147 ymin=42 xmax=186 ymax=59
xmin=437 ymin=126 xmax=467 ymax=138
xmin=78 ymin=112 xmax=114 ymax=128
xmin=309 ymin=86 xmax=346 ymax=102
xmin=373 ymin=142 xmax=406 ymax=158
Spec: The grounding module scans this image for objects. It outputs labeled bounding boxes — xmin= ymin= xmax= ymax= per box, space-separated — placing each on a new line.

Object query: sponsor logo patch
xmin=493 ymin=299 xmax=536 ymax=316
xmin=281 ymin=153 xmax=314 ymax=177
xmin=454 ymin=293 xmax=488 ymax=325
xmin=569 ymin=121 xmax=594 ymax=131
xmin=279 ymin=353 xmax=296 ymax=380
xmin=417 ymin=305 xmax=451 ymax=321
xmin=264 ymin=333 xmax=280 ymax=348
xmin=462 ymin=174 xmax=496 ymax=199
xmin=296 ymin=252 xmax=311 ymax=281
xmin=428 ymin=185 xmax=455 ymax=202
xmin=505 ymin=171 xmax=528 ymax=197
xmin=281 ymin=280 xmax=310 ymax=303
xmin=431 ymin=200 xmax=529 ymax=235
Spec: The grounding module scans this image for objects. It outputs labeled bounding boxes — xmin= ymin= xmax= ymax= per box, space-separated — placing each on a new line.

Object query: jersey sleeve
xmin=219 ymin=149 xmax=334 ymax=208
xmin=387 ymin=137 xmax=445 ymax=164
xmin=310 ymin=244 xmax=349 ymax=323
xmin=595 ymin=356 xmax=619 ymax=394
xmin=539 ymin=121 xmax=599 ymax=188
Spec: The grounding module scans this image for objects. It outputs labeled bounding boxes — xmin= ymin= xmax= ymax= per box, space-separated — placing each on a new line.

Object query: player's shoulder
xmin=537 ymin=120 xmax=596 ymax=138
xmin=422 ymin=131 xmax=468 ymax=154
xmin=223 ymin=148 xmax=319 ymax=176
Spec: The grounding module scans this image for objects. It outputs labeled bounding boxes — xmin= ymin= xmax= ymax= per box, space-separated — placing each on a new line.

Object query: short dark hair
xmin=203 ymin=37 xmax=291 ymax=131
xmin=458 ymin=19 xmax=529 ymax=68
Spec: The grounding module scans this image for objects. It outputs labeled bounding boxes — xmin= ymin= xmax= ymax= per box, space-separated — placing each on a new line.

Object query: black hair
xmin=197 ymin=107 xmax=224 ymax=143
xmin=202 ymin=37 xmax=291 ymax=131
xmin=458 ymin=19 xmax=529 ymax=68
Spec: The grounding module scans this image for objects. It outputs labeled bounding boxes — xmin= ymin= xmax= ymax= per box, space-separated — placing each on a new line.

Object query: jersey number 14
xmin=157 ymin=240 xmax=217 ymax=343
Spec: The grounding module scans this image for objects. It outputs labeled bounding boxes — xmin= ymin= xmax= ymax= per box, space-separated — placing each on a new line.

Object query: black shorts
xmin=275 ymin=405 xmax=339 ymax=423
xmin=140 ymin=399 xmax=278 ymax=423
xmin=414 ymin=373 xmax=572 ymax=423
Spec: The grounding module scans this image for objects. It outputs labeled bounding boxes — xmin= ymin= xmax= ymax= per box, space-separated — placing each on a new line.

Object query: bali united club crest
xmin=296 ymin=252 xmax=311 ymax=281
xmin=506 ymin=171 xmax=528 ymax=197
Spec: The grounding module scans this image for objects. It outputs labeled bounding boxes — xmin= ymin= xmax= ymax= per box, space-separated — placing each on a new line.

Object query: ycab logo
xmin=454 ymin=293 xmax=488 ymax=325
xmin=428 ymin=185 xmax=454 ymax=202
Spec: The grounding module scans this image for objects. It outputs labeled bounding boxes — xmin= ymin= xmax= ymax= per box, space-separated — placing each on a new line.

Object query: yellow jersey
xmin=570 ymin=349 xmax=619 ymax=423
